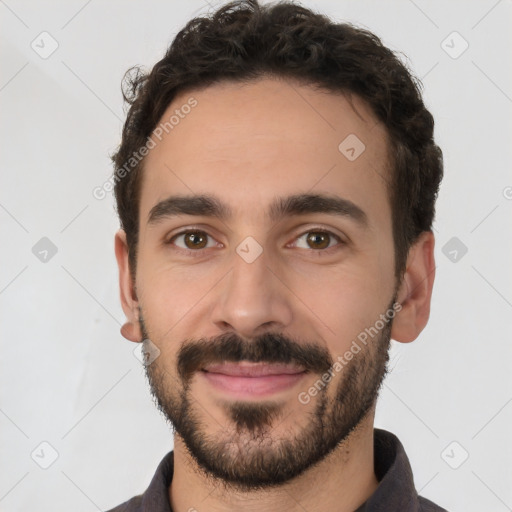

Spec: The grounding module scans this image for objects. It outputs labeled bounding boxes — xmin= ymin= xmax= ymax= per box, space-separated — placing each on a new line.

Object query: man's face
xmin=133 ymin=78 xmax=398 ymax=490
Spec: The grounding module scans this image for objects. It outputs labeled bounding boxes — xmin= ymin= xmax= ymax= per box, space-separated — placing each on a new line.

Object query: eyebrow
xmin=147 ymin=193 xmax=369 ymax=229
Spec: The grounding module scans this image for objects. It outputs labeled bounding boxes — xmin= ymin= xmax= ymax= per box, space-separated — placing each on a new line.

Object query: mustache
xmin=177 ymin=331 xmax=334 ymax=384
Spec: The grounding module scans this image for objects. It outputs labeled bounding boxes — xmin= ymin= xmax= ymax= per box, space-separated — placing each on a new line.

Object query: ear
xmin=391 ymin=231 xmax=436 ymax=343
xmin=114 ymin=229 xmax=142 ymax=343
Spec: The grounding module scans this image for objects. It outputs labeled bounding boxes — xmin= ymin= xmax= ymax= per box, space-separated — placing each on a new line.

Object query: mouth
xmin=200 ymin=362 xmax=307 ymax=397
xmin=202 ymin=361 xmax=306 ymax=376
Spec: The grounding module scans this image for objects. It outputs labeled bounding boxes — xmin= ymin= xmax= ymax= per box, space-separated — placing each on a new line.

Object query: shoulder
xmin=419 ymin=495 xmax=449 ymax=512
xmin=104 ymin=494 xmax=143 ymax=512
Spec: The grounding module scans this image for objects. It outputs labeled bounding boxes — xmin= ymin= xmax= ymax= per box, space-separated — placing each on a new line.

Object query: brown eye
xmin=306 ymin=232 xmax=331 ymax=249
xmin=170 ymin=230 xmax=214 ymax=251
xmin=293 ymin=230 xmax=343 ymax=252
xmin=184 ymin=231 xmax=207 ymax=249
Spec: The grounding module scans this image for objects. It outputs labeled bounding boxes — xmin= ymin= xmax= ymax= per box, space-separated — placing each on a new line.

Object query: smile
xmin=201 ymin=362 xmax=307 ymax=398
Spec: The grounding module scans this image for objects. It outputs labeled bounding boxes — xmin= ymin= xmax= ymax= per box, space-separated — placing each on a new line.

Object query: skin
xmin=115 ymin=77 xmax=436 ymax=512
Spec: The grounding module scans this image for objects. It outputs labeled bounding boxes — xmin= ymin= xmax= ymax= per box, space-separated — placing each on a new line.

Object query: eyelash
xmin=166 ymin=228 xmax=345 ymax=257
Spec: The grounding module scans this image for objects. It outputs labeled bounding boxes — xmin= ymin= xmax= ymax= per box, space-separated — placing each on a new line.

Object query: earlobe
xmin=120 ymin=321 xmax=142 ymax=343
xmin=391 ymin=231 xmax=436 ymax=344
xmin=115 ymin=229 xmax=143 ymax=343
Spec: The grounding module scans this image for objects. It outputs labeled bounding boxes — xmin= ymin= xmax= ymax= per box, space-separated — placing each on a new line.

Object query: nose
xmin=209 ymin=245 xmax=294 ymax=339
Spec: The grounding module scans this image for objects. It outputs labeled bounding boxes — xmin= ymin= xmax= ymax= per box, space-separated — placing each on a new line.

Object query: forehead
xmin=139 ymin=77 xmax=392 ymax=232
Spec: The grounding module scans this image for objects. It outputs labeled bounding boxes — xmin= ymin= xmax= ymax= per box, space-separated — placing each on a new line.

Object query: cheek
xmin=137 ymin=262 xmax=223 ymax=342
xmin=290 ymin=261 xmax=393 ymax=355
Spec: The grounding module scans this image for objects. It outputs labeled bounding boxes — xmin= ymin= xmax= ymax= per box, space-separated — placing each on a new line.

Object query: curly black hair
xmin=111 ymin=0 xmax=443 ymax=282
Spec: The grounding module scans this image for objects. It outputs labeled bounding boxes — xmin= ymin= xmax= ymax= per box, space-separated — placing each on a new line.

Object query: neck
xmin=169 ymin=415 xmax=378 ymax=512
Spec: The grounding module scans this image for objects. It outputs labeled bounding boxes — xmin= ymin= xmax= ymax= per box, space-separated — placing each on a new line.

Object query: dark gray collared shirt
xmin=107 ymin=429 xmax=448 ymax=511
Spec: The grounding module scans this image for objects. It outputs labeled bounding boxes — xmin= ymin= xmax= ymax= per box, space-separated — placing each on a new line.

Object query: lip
xmin=201 ymin=362 xmax=307 ymax=397
xmin=203 ymin=362 xmax=306 ymax=377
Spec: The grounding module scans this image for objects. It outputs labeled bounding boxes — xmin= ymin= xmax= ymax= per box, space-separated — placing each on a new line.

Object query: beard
xmin=140 ymin=295 xmax=395 ymax=492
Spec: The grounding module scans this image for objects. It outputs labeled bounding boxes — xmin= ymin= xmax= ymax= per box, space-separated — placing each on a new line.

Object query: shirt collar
xmin=355 ymin=428 xmax=421 ymax=511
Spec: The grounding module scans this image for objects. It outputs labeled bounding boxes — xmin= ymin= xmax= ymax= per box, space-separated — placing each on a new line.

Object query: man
xmin=110 ymin=0 xmax=446 ymax=510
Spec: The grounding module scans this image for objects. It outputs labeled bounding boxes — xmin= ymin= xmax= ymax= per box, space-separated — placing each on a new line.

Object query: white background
xmin=1 ymin=1 xmax=511 ymax=511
